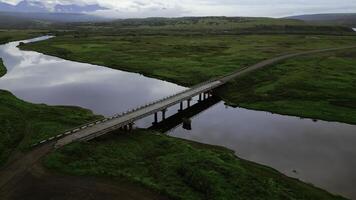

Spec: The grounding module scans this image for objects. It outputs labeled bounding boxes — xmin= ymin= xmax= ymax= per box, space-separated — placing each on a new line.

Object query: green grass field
xmin=21 ymin=34 xmax=356 ymax=124
xmin=0 ymin=29 xmax=354 ymax=199
xmin=0 ymin=58 xmax=5 ymax=77
xmin=21 ymin=34 xmax=356 ymax=86
xmin=44 ymin=130 xmax=347 ymax=200
xmin=0 ymin=29 xmax=47 ymax=44
xmin=1 ymin=55 xmax=348 ymax=199
xmin=218 ymin=49 xmax=356 ymax=124
xmin=66 ymin=16 xmax=354 ymax=36
xmin=0 ymin=57 xmax=101 ymax=166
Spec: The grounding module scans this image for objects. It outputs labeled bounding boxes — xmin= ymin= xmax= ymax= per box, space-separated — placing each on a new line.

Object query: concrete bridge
xmin=29 ymin=46 xmax=356 ymax=149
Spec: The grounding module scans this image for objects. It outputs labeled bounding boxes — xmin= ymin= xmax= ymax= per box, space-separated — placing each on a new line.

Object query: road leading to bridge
xmin=49 ymin=45 xmax=356 ymax=148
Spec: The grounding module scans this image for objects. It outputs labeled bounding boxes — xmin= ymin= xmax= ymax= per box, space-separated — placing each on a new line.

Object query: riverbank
xmin=0 ymin=35 xmax=350 ymax=199
xmin=21 ymin=34 xmax=356 ymax=124
xmin=44 ymin=130 xmax=347 ymax=200
xmin=0 ymin=30 xmax=47 ymax=44
xmin=0 ymin=58 xmax=101 ymax=166
xmin=218 ymin=48 xmax=356 ymax=124
xmin=20 ymin=34 xmax=356 ymax=86
xmin=0 ymin=59 xmax=5 ymax=77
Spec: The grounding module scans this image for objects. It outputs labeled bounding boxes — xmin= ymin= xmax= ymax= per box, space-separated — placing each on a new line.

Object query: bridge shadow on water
xmin=148 ymin=96 xmax=221 ymax=133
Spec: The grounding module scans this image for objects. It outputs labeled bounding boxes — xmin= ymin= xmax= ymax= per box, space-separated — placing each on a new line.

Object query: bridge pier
xmin=178 ymin=101 xmax=183 ymax=112
xmin=154 ymin=112 xmax=158 ymax=124
xmin=187 ymin=98 xmax=192 ymax=108
xmin=208 ymin=90 xmax=213 ymax=97
xmin=203 ymin=92 xmax=207 ymax=100
xmin=198 ymin=93 xmax=202 ymax=102
xmin=162 ymin=109 xmax=167 ymax=120
xmin=128 ymin=123 xmax=133 ymax=131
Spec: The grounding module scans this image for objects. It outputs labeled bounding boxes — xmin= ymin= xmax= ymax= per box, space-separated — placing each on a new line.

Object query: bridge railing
xmin=30 ymin=73 xmax=228 ymax=148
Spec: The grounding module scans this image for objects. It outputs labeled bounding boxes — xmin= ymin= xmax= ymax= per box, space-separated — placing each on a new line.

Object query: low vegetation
xmin=0 ymin=29 xmax=47 ymax=44
xmin=21 ymin=34 xmax=356 ymax=86
xmin=21 ymin=33 xmax=356 ymax=124
xmin=0 ymin=58 xmax=5 ymax=77
xmin=0 ymin=58 xmax=101 ymax=166
xmin=288 ymin=13 xmax=356 ymax=27
xmin=2 ymin=24 xmax=355 ymax=198
xmin=59 ymin=16 xmax=354 ymax=36
xmin=218 ymin=49 xmax=356 ymax=124
xmin=1 ymin=50 xmax=347 ymax=199
xmin=44 ymin=130 xmax=347 ymax=200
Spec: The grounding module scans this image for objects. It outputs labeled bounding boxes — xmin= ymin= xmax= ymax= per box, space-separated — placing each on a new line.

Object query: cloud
xmin=1 ymin=0 xmax=356 ymax=17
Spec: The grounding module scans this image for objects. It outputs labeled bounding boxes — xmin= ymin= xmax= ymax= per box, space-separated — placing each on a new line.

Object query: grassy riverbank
xmin=0 ymin=58 xmax=101 ymax=166
xmin=0 ymin=29 xmax=47 ymax=44
xmin=0 ymin=59 xmax=5 ymax=77
xmin=21 ymin=34 xmax=356 ymax=86
xmin=0 ymin=33 xmax=350 ymax=199
xmin=44 ymin=130 xmax=346 ymax=200
xmin=21 ymin=34 xmax=356 ymax=124
xmin=218 ymin=49 xmax=356 ymax=124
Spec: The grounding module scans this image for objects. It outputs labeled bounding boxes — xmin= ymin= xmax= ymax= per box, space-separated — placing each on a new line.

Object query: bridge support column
xmin=178 ymin=101 xmax=183 ymax=112
xmin=198 ymin=93 xmax=202 ymax=102
xmin=128 ymin=123 xmax=133 ymax=131
xmin=187 ymin=98 xmax=192 ymax=108
xmin=208 ymin=90 xmax=213 ymax=97
xmin=203 ymin=92 xmax=207 ymax=100
xmin=162 ymin=109 xmax=167 ymax=120
xmin=153 ymin=112 xmax=158 ymax=124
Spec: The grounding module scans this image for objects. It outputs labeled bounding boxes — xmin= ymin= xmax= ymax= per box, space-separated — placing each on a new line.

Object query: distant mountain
xmin=13 ymin=0 xmax=47 ymax=12
xmin=0 ymin=12 xmax=47 ymax=29
xmin=0 ymin=0 xmax=111 ymax=24
xmin=54 ymin=4 xmax=107 ymax=13
xmin=286 ymin=13 xmax=356 ymax=27
xmin=0 ymin=11 xmax=110 ymax=23
xmin=0 ymin=0 xmax=108 ymax=13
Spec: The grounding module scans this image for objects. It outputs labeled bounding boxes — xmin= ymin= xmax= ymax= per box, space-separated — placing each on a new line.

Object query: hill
xmin=0 ymin=12 xmax=48 ymax=29
xmin=71 ymin=16 xmax=354 ymax=36
xmin=287 ymin=13 xmax=356 ymax=27
xmin=0 ymin=11 xmax=111 ymax=29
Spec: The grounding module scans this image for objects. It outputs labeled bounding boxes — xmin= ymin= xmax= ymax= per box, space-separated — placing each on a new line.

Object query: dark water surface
xmin=1 ymin=37 xmax=356 ymax=199
xmin=169 ymin=100 xmax=356 ymax=199
xmin=0 ymin=36 xmax=186 ymax=117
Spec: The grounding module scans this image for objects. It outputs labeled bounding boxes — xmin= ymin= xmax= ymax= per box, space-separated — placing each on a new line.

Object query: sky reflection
xmin=169 ymin=102 xmax=356 ymax=199
xmin=0 ymin=37 xmax=186 ymax=116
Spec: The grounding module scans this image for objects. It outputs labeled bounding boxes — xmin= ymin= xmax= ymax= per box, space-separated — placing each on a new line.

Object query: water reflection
xmin=1 ymin=37 xmax=356 ymax=199
xmin=0 ymin=36 xmax=186 ymax=116
xmin=169 ymin=102 xmax=356 ymax=199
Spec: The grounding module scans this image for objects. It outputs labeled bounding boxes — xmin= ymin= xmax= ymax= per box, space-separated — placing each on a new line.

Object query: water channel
xmin=1 ymin=36 xmax=356 ymax=199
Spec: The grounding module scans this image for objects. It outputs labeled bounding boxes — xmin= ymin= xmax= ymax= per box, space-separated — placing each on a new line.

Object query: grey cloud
xmin=1 ymin=0 xmax=356 ymax=17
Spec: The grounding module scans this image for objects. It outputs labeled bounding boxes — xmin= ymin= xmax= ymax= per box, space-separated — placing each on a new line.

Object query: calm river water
xmin=1 ymin=37 xmax=356 ymax=199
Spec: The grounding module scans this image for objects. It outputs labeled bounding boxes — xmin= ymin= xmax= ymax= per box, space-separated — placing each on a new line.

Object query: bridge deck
xmin=55 ymin=80 xmax=223 ymax=147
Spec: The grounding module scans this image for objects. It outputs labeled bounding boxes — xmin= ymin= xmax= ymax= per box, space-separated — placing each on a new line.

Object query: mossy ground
xmin=0 ymin=56 xmax=101 ymax=166
xmin=44 ymin=130 xmax=347 ymax=200
xmin=218 ymin=49 xmax=356 ymax=124
xmin=0 ymin=29 xmax=46 ymax=44
xmin=2 ymin=30 xmax=354 ymax=199
xmin=21 ymin=34 xmax=356 ymax=124
xmin=21 ymin=34 xmax=356 ymax=86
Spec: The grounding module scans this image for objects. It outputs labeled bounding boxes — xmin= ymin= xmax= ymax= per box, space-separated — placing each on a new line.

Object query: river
xmin=1 ymin=36 xmax=356 ymax=199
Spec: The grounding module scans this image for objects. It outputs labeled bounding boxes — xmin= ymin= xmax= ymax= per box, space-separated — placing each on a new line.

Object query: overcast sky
xmin=2 ymin=0 xmax=356 ymax=18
